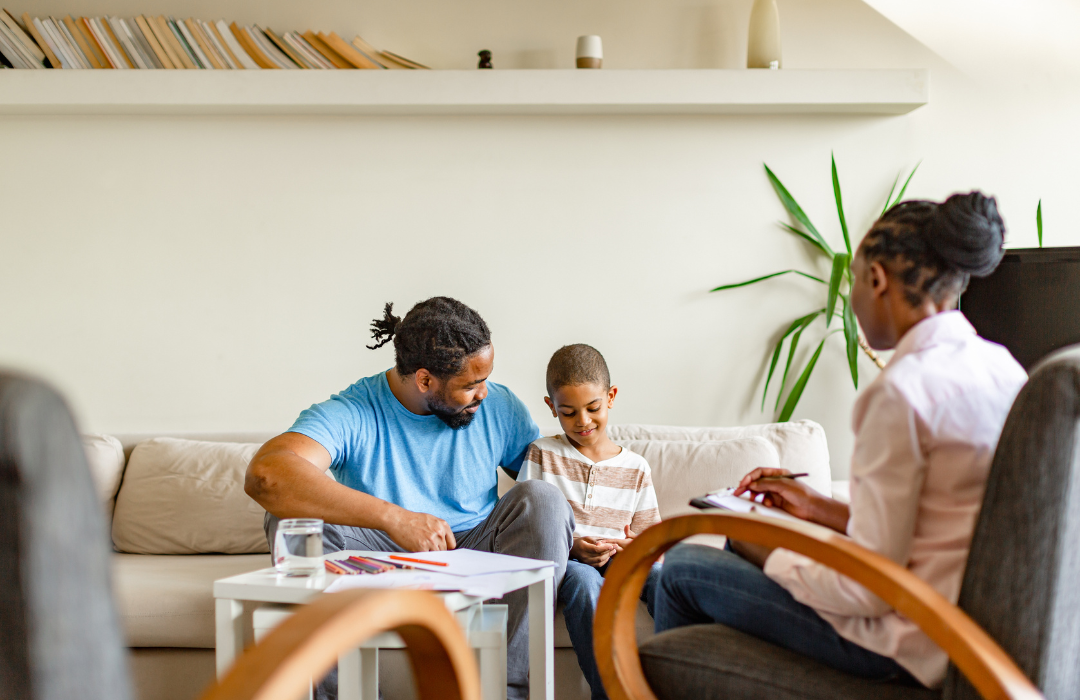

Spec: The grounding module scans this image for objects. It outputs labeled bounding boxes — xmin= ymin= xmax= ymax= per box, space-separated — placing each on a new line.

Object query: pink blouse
xmin=763 ymin=311 xmax=1027 ymax=686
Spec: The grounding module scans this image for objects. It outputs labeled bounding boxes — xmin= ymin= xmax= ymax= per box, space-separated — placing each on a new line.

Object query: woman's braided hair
xmin=861 ymin=191 xmax=1006 ymax=307
xmin=367 ymin=297 xmax=491 ymax=379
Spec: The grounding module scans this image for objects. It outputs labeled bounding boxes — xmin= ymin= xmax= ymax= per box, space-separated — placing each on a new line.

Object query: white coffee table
xmin=213 ymin=551 xmax=556 ymax=700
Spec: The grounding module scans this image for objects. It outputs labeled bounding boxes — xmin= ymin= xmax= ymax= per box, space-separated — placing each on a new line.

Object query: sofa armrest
xmin=199 ymin=589 xmax=478 ymax=700
xmin=594 ymin=513 xmax=1043 ymax=700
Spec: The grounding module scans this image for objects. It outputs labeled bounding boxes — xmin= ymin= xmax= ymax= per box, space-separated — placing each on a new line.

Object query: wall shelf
xmin=0 ymin=69 xmax=929 ymax=115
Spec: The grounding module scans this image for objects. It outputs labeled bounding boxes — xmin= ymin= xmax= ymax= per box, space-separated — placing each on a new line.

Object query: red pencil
xmin=388 ymin=554 xmax=448 ymax=566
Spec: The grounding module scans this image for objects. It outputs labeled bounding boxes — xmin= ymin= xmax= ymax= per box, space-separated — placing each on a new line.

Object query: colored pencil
xmin=389 ymin=554 xmax=448 ymax=566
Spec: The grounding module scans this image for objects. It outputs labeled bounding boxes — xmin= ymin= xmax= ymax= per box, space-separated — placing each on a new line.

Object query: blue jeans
xmin=654 ymin=544 xmax=920 ymax=684
xmin=560 ymin=559 xmax=662 ymax=700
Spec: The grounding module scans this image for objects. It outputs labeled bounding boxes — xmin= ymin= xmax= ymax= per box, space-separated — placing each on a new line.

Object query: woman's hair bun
xmin=924 ymin=191 xmax=1006 ymax=277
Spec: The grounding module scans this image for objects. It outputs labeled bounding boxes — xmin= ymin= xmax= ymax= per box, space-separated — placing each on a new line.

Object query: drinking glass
xmin=274 ymin=518 xmax=324 ymax=576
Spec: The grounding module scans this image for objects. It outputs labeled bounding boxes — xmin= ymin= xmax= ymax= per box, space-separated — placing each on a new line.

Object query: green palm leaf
xmin=711 ymin=269 xmax=826 ymax=292
xmin=881 ymin=174 xmax=900 ymax=216
xmin=1037 ymin=200 xmax=1043 ymax=248
xmin=777 ymin=334 xmax=834 ymax=422
xmin=831 ymin=153 xmax=851 ymax=256
xmin=762 ymin=309 xmax=824 ymax=411
xmin=764 ymin=164 xmax=835 ymax=258
xmin=825 ymin=253 xmax=850 ymax=327
xmin=890 ymin=161 xmax=921 ymax=208
xmin=779 ymin=223 xmax=832 ymax=257
xmin=775 ymin=312 xmax=822 ymax=411
xmin=842 ymin=295 xmax=859 ymax=388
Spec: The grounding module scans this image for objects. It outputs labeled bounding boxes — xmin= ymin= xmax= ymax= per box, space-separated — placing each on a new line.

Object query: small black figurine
xmin=477 ymin=50 xmax=492 ymax=69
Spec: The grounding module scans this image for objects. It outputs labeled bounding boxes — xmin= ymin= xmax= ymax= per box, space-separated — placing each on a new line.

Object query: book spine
xmin=74 ymin=17 xmax=110 ymax=68
xmin=2 ymin=10 xmax=46 ymax=62
xmin=0 ymin=28 xmax=28 ymax=67
xmin=262 ymin=26 xmax=309 ymax=69
xmin=23 ymin=14 xmax=61 ymax=68
xmin=175 ymin=17 xmax=212 ymax=68
xmin=88 ymin=18 xmax=126 ymax=69
xmin=229 ymin=22 xmax=275 ymax=69
xmin=0 ymin=20 xmax=37 ymax=66
xmin=63 ymin=16 xmax=101 ymax=68
xmin=125 ymin=17 xmax=162 ymax=68
xmin=286 ymin=32 xmax=332 ymax=69
xmin=135 ymin=15 xmax=172 ymax=68
xmin=105 ymin=17 xmax=141 ymax=68
xmin=185 ymin=19 xmax=224 ymax=69
xmin=302 ymin=31 xmax=352 ymax=69
xmin=37 ymin=19 xmax=73 ymax=68
xmin=55 ymin=17 xmax=92 ymax=68
xmin=216 ymin=20 xmax=258 ymax=69
xmin=201 ymin=20 xmax=238 ymax=69
xmin=167 ymin=17 xmax=202 ymax=68
xmin=319 ymin=31 xmax=379 ymax=69
xmin=247 ymin=26 xmax=294 ymax=68
xmin=100 ymin=17 xmax=135 ymax=68
xmin=153 ymin=16 xmax=192 ymax=69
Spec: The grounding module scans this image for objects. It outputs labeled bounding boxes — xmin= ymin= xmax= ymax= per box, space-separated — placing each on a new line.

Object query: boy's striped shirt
xmin=516 ymin=435 xmax=660 ymax=539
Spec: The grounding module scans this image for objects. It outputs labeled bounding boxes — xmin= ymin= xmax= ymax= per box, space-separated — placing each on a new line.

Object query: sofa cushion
xmin=82 ymin=433 xmax=126 ymax=519
xmin=610 ymin=420 xmax=832 ymax=496
xmin=639 ymin=624 xmax=938 ymax=700
xmin=615 ymin=438 xmax=779 ymax=519
xmin=112 ymin=438 xmax=268 ymax=555
xmin=113 ymin=553 xmax=269 ymax=647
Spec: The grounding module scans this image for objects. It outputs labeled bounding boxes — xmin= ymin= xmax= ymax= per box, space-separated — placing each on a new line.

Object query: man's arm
xmin=245 ymin=432 xmax=456 ymax=552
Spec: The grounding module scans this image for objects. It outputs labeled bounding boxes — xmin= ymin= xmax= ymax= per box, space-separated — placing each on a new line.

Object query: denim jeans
xmin=654 ymin=543 xmax=920 ymax=684
xmin=560 ymin=559 xmax=662 ymax=700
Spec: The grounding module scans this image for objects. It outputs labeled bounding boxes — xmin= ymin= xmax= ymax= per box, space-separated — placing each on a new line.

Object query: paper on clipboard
xmin=701 ymin=488 xmax=803 ymax=523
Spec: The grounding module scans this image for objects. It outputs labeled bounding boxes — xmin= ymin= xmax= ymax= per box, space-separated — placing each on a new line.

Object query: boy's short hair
xmin=546 ymin=344 xmax=611 ymax=395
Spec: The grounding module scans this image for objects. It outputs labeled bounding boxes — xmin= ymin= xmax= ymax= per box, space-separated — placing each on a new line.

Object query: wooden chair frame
xmin=199 ymin=589 xmax=480 ymax=700
xmin=594 ymin=513 xmax=1044 ymax=700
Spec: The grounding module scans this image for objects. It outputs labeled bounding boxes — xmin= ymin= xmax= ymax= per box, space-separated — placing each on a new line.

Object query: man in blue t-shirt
xmin=246 ymin=297 xmax=573 ymax=700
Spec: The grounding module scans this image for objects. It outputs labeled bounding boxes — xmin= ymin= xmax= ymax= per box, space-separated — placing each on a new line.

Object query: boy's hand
xmin=598 ymin=525 xmax=638 ymax=554
xmin=571 ymin=536 xmax=616 ymax=567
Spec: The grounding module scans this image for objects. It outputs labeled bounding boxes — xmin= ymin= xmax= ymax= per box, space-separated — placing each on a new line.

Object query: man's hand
xmin=571 ymin=536 xmax=616 ymax=567
xmin=384 ymin=507 xmax=456 ymax=552
xmin=733 ymin=468 xmax=849 ymax=533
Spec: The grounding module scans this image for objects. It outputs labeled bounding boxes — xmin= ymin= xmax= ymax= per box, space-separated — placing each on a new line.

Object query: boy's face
xmin=545 ymin=382 xmax=618 ymax=450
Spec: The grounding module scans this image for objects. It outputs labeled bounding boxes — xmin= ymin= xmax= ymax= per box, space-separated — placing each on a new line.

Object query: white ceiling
xmin=860 ymin=0 xmax=1080 ymax=80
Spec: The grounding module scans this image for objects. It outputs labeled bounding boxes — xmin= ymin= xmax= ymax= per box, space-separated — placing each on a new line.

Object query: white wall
xmin=2 ymin=0 xmax=1078 ymax=477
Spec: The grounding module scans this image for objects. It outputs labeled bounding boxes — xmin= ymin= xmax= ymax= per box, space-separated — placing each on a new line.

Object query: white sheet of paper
xmin=323 ymin=570 xmax=516 ymax=599
xmin=704 ymin=489 xmax=803 ymax=523
xmin=367 ymin=549 xmax=554 ymax=577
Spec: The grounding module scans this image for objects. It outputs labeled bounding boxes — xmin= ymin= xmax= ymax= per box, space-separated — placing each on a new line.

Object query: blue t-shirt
xmin=288 ymin=371 xmax=541 ymax=532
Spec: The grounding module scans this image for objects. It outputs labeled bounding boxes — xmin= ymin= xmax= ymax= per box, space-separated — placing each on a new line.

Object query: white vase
xmin=747 ymin=0 xmax=782 ymax=69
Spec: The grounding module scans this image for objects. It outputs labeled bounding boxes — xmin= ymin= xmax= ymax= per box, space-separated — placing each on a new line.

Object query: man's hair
xmin=862 ymin=191 xmax=1005 ymax=307
xmin=367 ymin=297 xmax=491 ymax=380
xmin=546 ymin=344 xmax=611 ymax=396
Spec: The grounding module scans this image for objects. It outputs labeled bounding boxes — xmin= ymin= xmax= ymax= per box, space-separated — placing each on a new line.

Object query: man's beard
xmin=427 ymin=392 xmax=482 ymax=430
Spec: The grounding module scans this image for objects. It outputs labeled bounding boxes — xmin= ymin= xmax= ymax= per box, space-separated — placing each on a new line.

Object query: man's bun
xmin=924 ymin=191 xmax=1006 ymax=278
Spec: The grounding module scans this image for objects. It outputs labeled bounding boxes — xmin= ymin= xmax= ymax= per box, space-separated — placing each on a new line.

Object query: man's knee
xmin=511 ymin=479 xmax=573 ymax=521
xmin=562 ymin=561 xmax=604 ymax=595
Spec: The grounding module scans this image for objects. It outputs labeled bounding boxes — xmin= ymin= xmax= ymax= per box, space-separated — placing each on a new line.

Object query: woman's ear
xmin=607 ymin=385 xmax=618 ymax=408
xmin=544 ymin=396 xmax=557 ymax=417
xmin=869 ymin=261 xmax=890 ymax=298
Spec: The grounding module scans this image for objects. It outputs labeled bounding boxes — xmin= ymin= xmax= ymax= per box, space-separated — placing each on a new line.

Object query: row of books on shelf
xmin=0 ymin=9 xmax=429 ymax=71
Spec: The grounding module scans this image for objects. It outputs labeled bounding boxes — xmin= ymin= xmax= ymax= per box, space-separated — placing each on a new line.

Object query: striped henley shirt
xmin=516 ymin=434 xmax=660 ymax=539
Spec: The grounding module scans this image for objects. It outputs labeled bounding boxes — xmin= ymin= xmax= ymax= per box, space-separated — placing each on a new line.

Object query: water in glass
xmin=274 ymin=518 xmax=324 ymax=576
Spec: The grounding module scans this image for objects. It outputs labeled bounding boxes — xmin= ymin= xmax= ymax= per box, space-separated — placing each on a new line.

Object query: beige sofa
xmin=84 ymin=421 xmax=834 ymax=700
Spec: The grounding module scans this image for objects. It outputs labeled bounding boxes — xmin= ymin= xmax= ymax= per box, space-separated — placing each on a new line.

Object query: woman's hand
xmin=733 ymin=468 xmax=850 ymax=534
xmin=571 ymin=536 xmax=616 ymax=567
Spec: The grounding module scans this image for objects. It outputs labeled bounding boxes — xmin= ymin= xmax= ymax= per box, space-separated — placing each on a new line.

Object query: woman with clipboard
xmin=653 ymin=192 xmax=1027 ymax=689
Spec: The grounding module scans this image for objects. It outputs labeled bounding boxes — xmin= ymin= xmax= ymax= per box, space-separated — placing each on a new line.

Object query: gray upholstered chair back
xmin=0 ymin=372 xmax=132 ymax=700
xmin=944 ymin=347 xmax=1080 ymax=699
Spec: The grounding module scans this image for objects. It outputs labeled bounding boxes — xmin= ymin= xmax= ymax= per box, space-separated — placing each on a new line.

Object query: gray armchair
xmin=595 ymin=347 xmax=1080 ymax=700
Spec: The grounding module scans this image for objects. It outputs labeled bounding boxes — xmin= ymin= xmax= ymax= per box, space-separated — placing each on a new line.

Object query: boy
xmin=516 ymin=344 xmax=661 ymax=700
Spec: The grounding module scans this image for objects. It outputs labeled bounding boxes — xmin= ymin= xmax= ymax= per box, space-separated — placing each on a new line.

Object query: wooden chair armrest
xmin=594 ymin=513 xmax=1043 ymax=700
xmin=199 ymin=589 xmax=479 ymax=700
